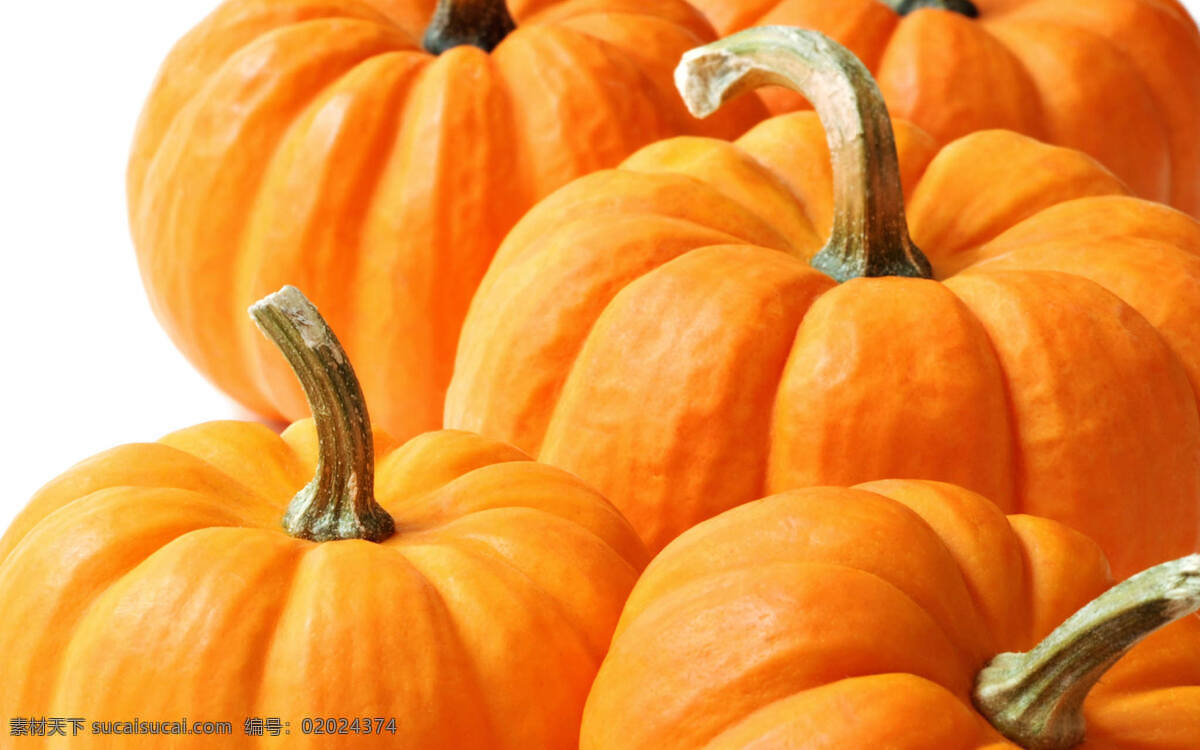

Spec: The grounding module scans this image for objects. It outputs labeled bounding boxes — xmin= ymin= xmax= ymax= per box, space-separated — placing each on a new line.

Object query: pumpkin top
xmin=677 ymin=26 xmax=932 ymax=281
xmin=423 ymin=0 xmax=517 ymax=54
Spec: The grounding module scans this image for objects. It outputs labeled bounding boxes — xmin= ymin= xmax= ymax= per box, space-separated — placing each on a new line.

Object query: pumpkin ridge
xmin=0 ymin=442 xmax=272 ymax=565
xmin=1007 ymin=0 xmax=1200 ymax=213
xmin=518 ymin=0 xmax=715 ymax=38
xmin=127 ymin=0 xmax=407 ymax=203
xmin=606 ymin=560 xmax=977 ymax=747
xmin=698 ymin=674 xmax=989 ymax=750
xmin=906 ymin=131 xmax=1130 ymax=264
xmin=377 ymin=541 xmax=504 ymax=744
xmin=12 ymin=518 xmax=278 ymax=715
xmin=262 ymin=51 xmax=432 ymax=425
xmin=856 ymin=480 xmax=1031 ymax=648
xmin=541 ymin=245 xmax=828 ymax=547
xmin=553 ymin=17 xmax=707 ymax=138
xmin=495 ymin=24 xmax=676 ymax=197
xmin=434 ymin=512 xmax=631 ymax=660
xmin=731 ymin=125 xmax=827 ymax=248
xmin=498 ymin=191 xmax=793 ymax=278
xmin=0 ymin=491 xmax=252 ymax=721
xmin=383 ymin=461 xmax=642 ymax=556
xmin=135 ymin=17 xmax=412 ymax=420
xmin=940 ymin=280 xmax=1027 ymax=511
xmin=536 ymin=236 xmax=802 ymax=452
xmin=876 ymin=10 xmax=1048 ymax=147
xmin=962 ymin=236 xmax=1200 ymax=407
xmin=483 ymin=170 xmax=793 ymax=277
xmin=49 ymin=528 xmax=305 ymax=726
xmin=398 ymin=540 xmax=598 ymax=748
xmin=156 ymin=422 xmax=311 ymax=507
xmin=448 ymin=217 xmax=787 ymax=455
xmin=257 ymin=538 xmax=500 ymax=746
xmin=983 ymin=15 xmax=1172 ymax=203
xmin=235 ymin=48 xmax=432 ymax=418
xmin=341 ymin=47 xmax=521 ymax=437
xmin=950 ymin=11 xmax=1053 ymax=136
xmin=631 ymin=488 xmax=997 ymax=667
xmin=243 ymin=539 xmax=313 ymax=725
xmin=135 ymin=14 xmax=415 ymax=202
xmin=624 ymin=137 xmax=818 ymax=253
xmin=973 ymin=195 xmax=1200 ymax=258
xmin=370 ymin=431 xmax=533 ymax=513
xmin=946 ymin=269 xmax=1200 ymax=576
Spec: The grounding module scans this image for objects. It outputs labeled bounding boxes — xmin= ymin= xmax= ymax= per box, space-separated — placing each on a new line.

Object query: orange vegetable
xmin=688 ymin=0 xmax=1200 ymax=215
xmin=0 ymin=287 xmax=646 ymax=749
xmin=582 ymin=479 xmax=1200 ymax=749
xmin=126 ymin=0 xmax=764 ymax=440
xmin=446 ymin=27 xmax=1200 ymax=575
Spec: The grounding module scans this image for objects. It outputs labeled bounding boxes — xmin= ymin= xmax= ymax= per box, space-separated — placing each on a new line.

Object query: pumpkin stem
xmin=249 ymin=286 xmax=395 ymax=543
xmin=883 ymin=0 xmax=979 ymax=17
xmin=423 ymin=0 xmax=516 ymax=55
xmin=676 ymin=27 xmax=932 ymax=282
xmin=974 ymin=554 xmax=1200 ymax=749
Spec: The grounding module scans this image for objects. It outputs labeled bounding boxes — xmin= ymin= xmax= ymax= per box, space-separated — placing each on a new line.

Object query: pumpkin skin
xmin=686 ymin=0 xmax=1200 ymax=216
xmin=0 ymin=421 xmax=646 ymax=745
xmin=580 ymin=479 xmax=1200 ymax=750
xmin=445 ymin=31 xmax=1200 ymax=575
xmin=126 ymin=0 xmax=765 ymax=440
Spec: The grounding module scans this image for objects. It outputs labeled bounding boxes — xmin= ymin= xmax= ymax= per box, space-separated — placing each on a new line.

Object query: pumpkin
xmin=126 ymin=0 xmax=765 ymax=441
xmin=581 ymin=479 xmax=1200 ymax=749
xmin=445 ymin=27 xmax=1200 ymax=576
xmin=0 ymin=287 xmax=647 ymax=749
xmin=686 ymin=0 xmax=1200 ymax=216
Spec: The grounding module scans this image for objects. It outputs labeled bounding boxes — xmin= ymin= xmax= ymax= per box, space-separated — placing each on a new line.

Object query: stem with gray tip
xmin=675 ymin=27 xmax=932 ymax=282
xmin=423 ymin=0 xmax=516 ymax=55
xmin=974 ymin=555 xmax=1200 ymax=749
xmin=249 ymin=286 xmax=395 ymax=543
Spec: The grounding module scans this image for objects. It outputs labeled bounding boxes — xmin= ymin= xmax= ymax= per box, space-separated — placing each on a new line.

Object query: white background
xmin=2 ymin=1 xmax=1200 ymax=534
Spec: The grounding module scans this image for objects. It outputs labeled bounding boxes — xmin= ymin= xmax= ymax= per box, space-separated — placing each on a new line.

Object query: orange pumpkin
xmin=126 ymin=0 xmax=765 ymax=440
xmin=581 ymin=479 xmax=1200 ymax=749
xmin=0 ymin=287 xmax=646 ymax=749
xmin=687 ymin=0 xmax=1200 ymax=216
xmin=445 ymin=27 xmax=1200 ymax=575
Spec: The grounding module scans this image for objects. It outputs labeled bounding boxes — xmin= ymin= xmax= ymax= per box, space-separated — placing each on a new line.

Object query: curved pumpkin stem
xmin=249 ymin=286 xmax=395 ymax=543
xmin=676 ymin=27 xmax=933 ymax=282
xmin=884 ymin=0 xmax=979 ymax=17
xmin=974 ymin=554 xmax=1200 ymax=749
xmin=423 ymin=0 xmax=516 ymax=55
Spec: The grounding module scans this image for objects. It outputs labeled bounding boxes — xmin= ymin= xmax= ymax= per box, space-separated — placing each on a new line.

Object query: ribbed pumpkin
xmin=126 ymin=0 xmax=765 ymax=440
xmin=582 ymin=479 xmax=1200 ymax=750
xmin=445 ymin=27 xmax=1200 ymax=576
xmin=0 ymin=287 xmax=646 ymax=749
xmin=687 ymin=0 xmax=1200 ymax=216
